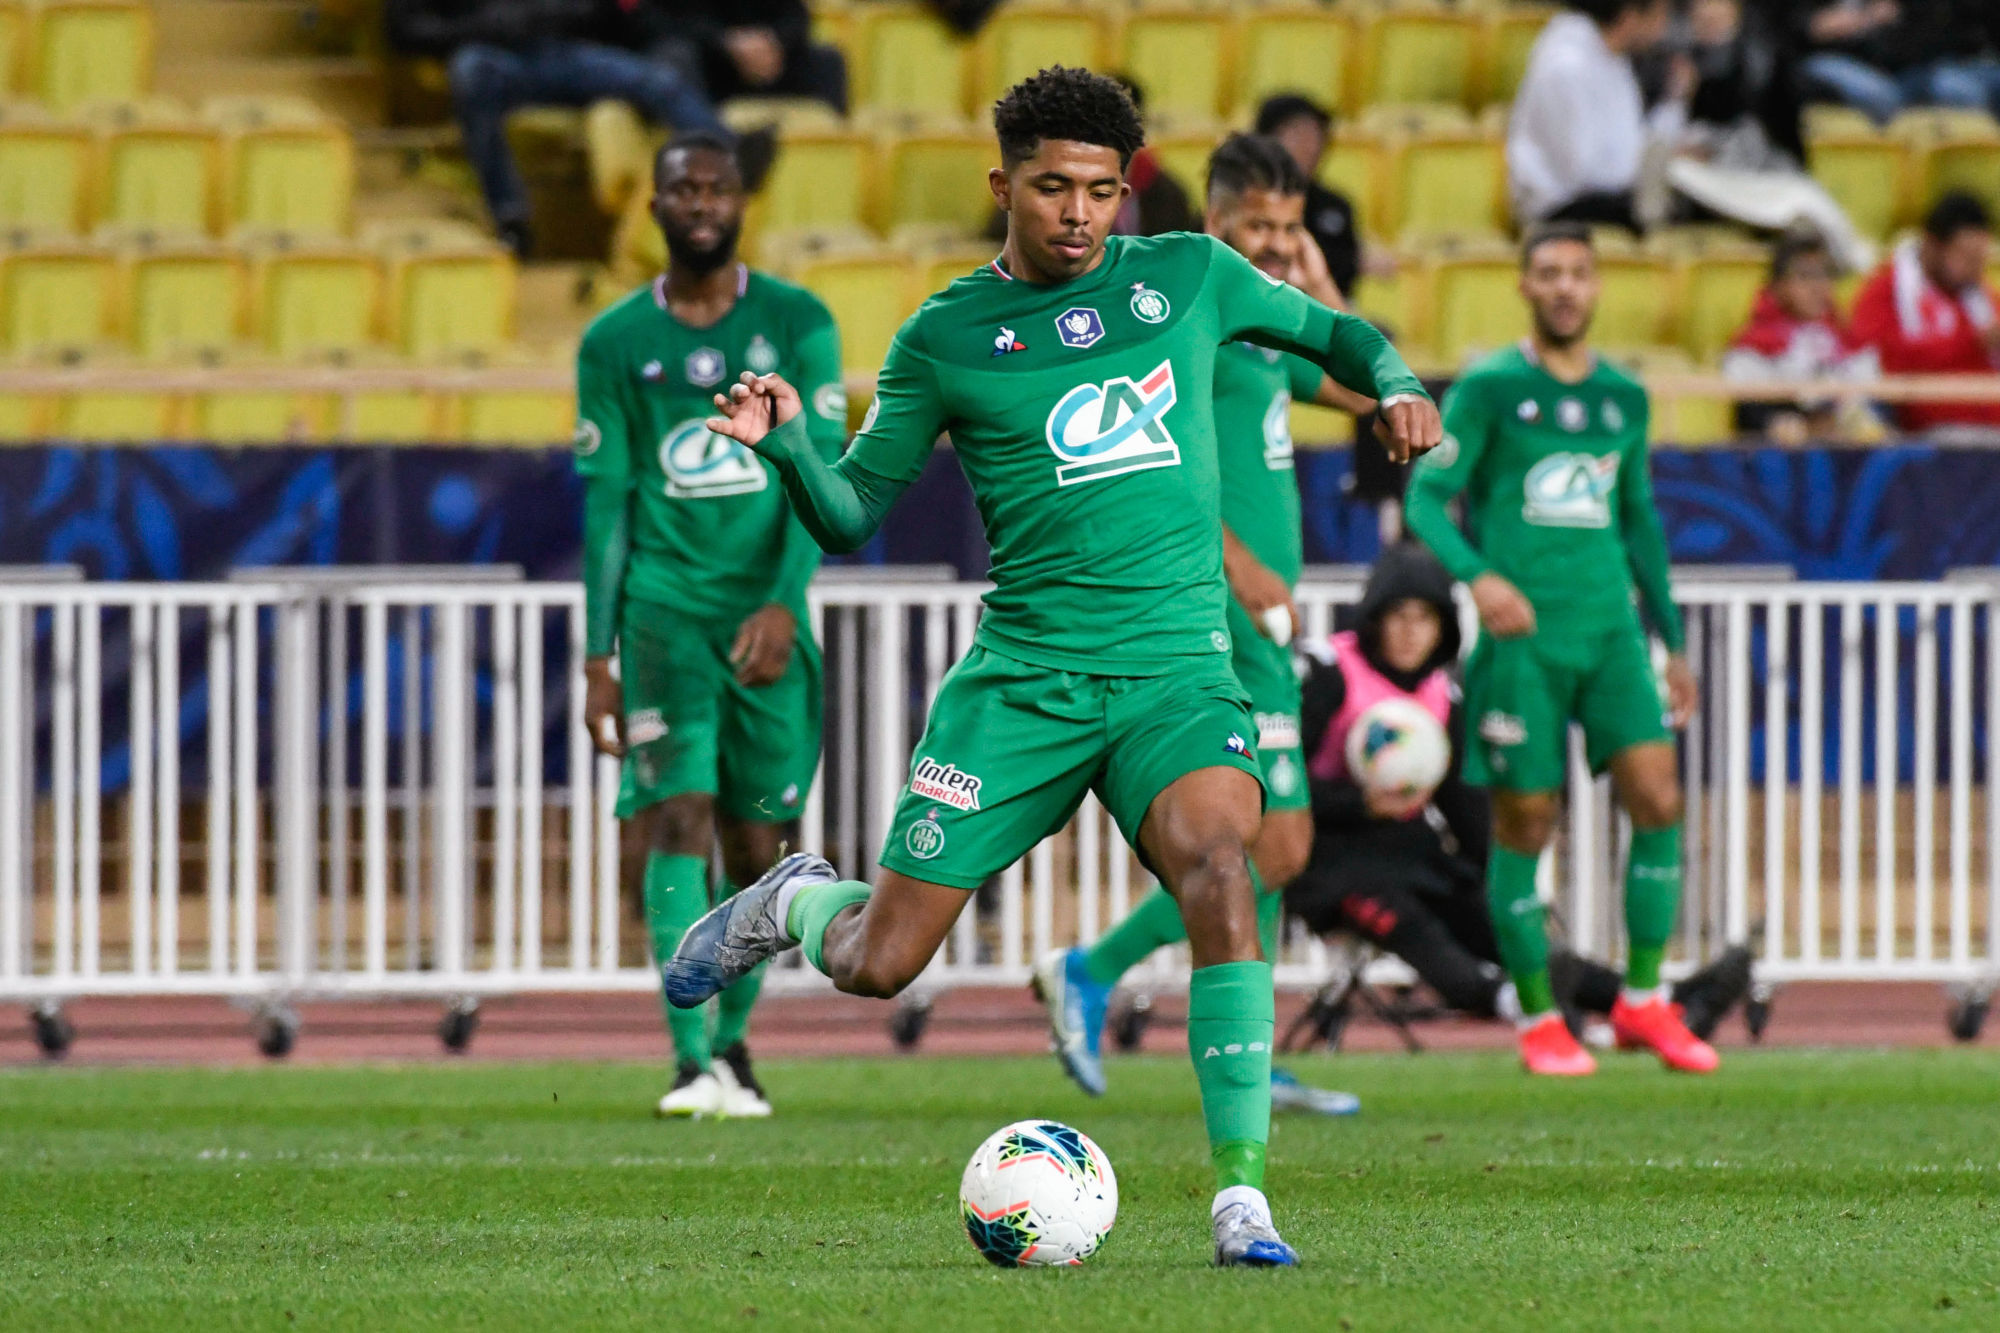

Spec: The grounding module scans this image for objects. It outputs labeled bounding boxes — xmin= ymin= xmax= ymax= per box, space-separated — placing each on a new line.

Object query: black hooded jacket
xmin=1298 ymin=543 xmax=1488 ymax=873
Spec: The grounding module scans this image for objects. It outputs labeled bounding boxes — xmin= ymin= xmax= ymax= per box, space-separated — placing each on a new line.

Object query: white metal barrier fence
xmin=0 ymin=573 xmax=1992 ymax=1049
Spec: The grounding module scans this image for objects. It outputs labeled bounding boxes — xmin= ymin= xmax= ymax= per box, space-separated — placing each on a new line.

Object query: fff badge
xmin=1055 ymin=307 xmax=1105 ymax=349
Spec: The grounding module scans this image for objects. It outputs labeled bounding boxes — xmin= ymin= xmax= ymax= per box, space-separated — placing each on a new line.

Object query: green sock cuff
xmin=1625 ymin=825 xmax=1682 ymax=990
xmin=1082 ymin=887 xmax=1188 ymax=988
xmin=1187 ymin=959 xmax=1276 ymax=1017
xmin=1211 ymin=1140 xmax=1266 ymax=1192
xmin=788 ymin=880 xmax=872 ymax=976
xmin=1487 ymin=845 xmax=1555 ymax=1016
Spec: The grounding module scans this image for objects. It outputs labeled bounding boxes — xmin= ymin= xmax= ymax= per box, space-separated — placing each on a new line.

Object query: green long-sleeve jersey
xmin=1403 ymin=342 xmax=1683 ymax=651
xmin=1216 ymin=341 xmax=1324 ymax=589
xmin=748 ymin=231 xmax=1427 ymax=676
xmin=574 ymin=267 xmax=845 ymax=656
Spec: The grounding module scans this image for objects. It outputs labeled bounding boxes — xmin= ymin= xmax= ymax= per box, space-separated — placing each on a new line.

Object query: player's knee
xmin=1625 ymin=780 xmax=1683 ymax=831
xmin=646 ymin=795 xmax=715 ymax=857
xmin=1493 ymin=794 xmax=1559 ymax=853
xmin=842 ymin=954 xmax=918 ymax=999
xmin=1253 ymin=819 xmax=1312 ymax=891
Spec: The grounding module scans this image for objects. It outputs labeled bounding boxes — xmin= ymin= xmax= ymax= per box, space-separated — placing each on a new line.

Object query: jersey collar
xmin=653 ymin=262 xmax=749 ymax=312
xmin=1516 ymin=337 xmax=1598 ymax=380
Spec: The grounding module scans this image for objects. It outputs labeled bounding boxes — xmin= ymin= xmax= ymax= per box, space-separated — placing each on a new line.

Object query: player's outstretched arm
xmin=707 ymin=373 xmax=902 ymax=555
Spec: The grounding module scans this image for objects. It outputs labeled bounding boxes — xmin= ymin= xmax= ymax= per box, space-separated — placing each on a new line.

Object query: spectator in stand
xmin=1797 ymin=1 xmax=2000 ymax=125
xmin=387 ymin=0 xmax=752 ymax=259
xmin=638 ymin=1 xmax=848 ymax=118
xmin=1508 ymin=0 xmax=1695 ymax=232
xmin=1850 ymin=192 xmax=2000 ymax=432
xmin=1254 ymin=94 xmax=1361 ymax=302
xmin=1721 ymin=233 xmax=1881 ymax=443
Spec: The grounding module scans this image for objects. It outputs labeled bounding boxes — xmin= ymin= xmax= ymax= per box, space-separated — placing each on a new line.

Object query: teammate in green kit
xmin=574 ymin=132 xmax=844 ymax=1119
xmin=1033 ymin=134 xmax=1371 ymax=1116
xmin=1403 ymin=222 xmax=1715 ymax=1079
xmin=661 ymin=69 xmax=1439 ymax=1267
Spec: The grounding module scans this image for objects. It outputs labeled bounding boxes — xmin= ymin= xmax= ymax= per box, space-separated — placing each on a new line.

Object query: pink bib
xmin=1308 ymin=630 xmax=1454 ymax=783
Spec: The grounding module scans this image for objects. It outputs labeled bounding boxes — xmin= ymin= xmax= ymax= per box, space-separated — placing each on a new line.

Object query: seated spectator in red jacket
xmin=1722 ymin=233 xmax=1880 ymax=442
xmin=1850 ymin=192 xmax=2000 ymax=431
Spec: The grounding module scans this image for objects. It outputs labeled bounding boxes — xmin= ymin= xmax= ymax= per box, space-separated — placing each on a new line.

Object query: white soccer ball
xmin=959 ymin=1119 xmax=1118 ymax=1266
xmin=1345 ymin=696 xmax=1451 ymax=798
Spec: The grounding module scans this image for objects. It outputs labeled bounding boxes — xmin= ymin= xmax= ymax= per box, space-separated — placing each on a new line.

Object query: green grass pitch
xmin=3 ymin=1048 xmax=1996 ymax=1330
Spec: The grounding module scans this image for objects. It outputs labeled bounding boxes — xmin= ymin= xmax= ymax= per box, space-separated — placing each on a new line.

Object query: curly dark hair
xmin=992 ymin=66 xmax=1145 ymax=171
xmin=1206 ymin=133 xmax=1306 ymax=204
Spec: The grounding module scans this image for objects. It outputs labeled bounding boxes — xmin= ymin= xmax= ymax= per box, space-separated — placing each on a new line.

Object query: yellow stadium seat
xmin=1118 ymin=8 xmax=1233 ymax=122
xmin=747 ymin=130 xmax=874 ymax=239
xmin=222 ymin=124 xmax=354 ymax=239
xmin=1808 ymin=134 xmax=1909 ymax=241
xmin=0 ymin=386 xmax=46 ymax=439
xmin=384 ymin=250 xmax=516 ymax=360
xmin=99 ymin=125 xmax=219 ymax=237
xmin=0 ymin=121 xmax=89 ymax=231
xmin=252 ymin=249 xmax=379 ymax=358
xmin=917 ymin=246 xmax=997 ymax=301
xmin=852 ymin=3 xmax=971 ymax=119
xmin=125 ymin=246 xmax=243 ymax=358
xmin=1678 ymin=249 xmax=1768 ymax=365
xmin=1353 ymin=263 xmax=1418 ymax=342
xmin=0 ymin=2 xmax=25 ymax=99
xmin=191 ymin=390 xmax=322 ymax=443
xmin=1919 ymin=138 xmax=2000 ymax=222
xmin=55 ymin=388 xmax=177 ymax=441
xmin=1803 ymin=104 xmax=1874 ymax=139
xmin=1426 ymin=251 xmax=1526 ymax=366
xmin=1885 ymin=107 xmax=1999 ymax=142
xmin=200 ymin=94 xmax=327 ymax=129
xmin=1361 ymin=9 xmax=1479 ymax=114
xmin=1145 ymin=128 xmax=1220 ymax=212
xmin=1235 ymin=5 xmax=1355 ymax=122
xmin=876 ymin=131 xmax=995 ymax=235
xmin=342 ymin=390 xmax=442 ymax=443
xmin=971 ymin=4 xmax=1110 ymax=113
xmin=1319 ymin=133 xmax=1386 ymax=239
xmin=0 ymin=244 xmax=116 ymax=356
xmin=1481 ymin=7 xmax=1554 ymax=107
xmin=458 ymin=390 xmax=574 ymax=445
xmin=793 ymin=252 xmax=917 ymax=374
xmin=1592 ymin=254 xmax=1673 ymax=350
xmin=33 ymin=0 xmax=152 ymax=112
xmin=1386 ymin=132 xmax=1504 ymax=241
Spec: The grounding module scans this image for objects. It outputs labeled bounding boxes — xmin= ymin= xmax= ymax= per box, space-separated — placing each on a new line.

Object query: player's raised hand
xmin=1470 ymin=572 xmax=1536 ymax=639
xmin=1283 ymin=228 xmax=1346 ymax=311
xmin=582 ymin=656 xmax=624 ymax=757
xmin=730 ymin=603 xmax=798 ymax=687
xmin=1664 ymin=653 xmax=1698 ymax=727
xmin=1373 ymin=394 xmax=1443 ymax=465
xmin=706 ymin=371 xmax=802 ymax=450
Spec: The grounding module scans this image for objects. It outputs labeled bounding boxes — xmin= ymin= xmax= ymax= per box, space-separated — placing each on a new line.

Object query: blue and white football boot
xmin=1269 ymin=1067 xmax=1361 ymax=1117
xmin=1212 ymin=1187 xmax=1300 ymax=1268
xmin=1031 ymin=947 xmax=1111 ymax=1097
xmin=662 ymin=852 xmax=836 ymax=1009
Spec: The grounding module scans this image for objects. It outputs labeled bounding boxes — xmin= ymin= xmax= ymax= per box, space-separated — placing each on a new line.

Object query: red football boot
xmin=1518 ymin=1012 xmax=1597 ymax=1076
xmin=1612 ymin=994 xmax=1720 ymax=1073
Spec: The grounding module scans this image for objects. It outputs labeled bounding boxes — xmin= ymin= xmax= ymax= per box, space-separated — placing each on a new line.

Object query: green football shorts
xmin=1461 ymin=620 xmax=1671 ymax=793
xmin=878 ymin=643 xmax=1266 ymax=889
xmin=615 ymin=599 xmax=822 ymax=823
xmin=1227 ymin=599 xmax=1307 ymax=813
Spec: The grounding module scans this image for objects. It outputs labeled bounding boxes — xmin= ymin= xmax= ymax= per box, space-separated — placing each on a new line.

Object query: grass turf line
xmin=1 ymin=1049 xmax=1996 ymax=1331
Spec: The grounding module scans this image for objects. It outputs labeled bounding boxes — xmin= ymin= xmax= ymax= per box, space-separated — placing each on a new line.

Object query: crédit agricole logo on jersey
xmin=1044 ymin=360 xmax=1180 ymax=486
xmin=1261 ymin=391 xmax=1294 ymax=470
xmin=659 ymin=419 xmax=769 ymax=498
xmin=1522 ymin=452 xmax=1619 ymax=528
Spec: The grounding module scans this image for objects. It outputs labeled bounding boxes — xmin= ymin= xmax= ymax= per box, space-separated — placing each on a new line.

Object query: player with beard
xmin=1404 ymin=222 xmax=1712 ymax=1078
xmin=574 ymin=132 xmax=845 ymax=1118
xmin=661 ymin=68 xmax=1439 ymax=1266
xmin=1033 ymin=134 xmax=1371 ymax=1116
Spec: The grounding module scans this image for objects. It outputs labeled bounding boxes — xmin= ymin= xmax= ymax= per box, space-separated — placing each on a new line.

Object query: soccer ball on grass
xmin=958 ymin=1119 xmax=1117 ymax=1266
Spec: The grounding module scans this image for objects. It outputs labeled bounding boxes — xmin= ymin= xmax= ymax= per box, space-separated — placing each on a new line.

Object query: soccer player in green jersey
xmin=664 ymin=68 xmax=1439 ymax=1266
xmin=1403 ymin=222 xmax=1714 ymax=1078
xmin=1033 ymin=134 xmax=1372 ymax=1115
xmin=574 ymin=132 xmax=845 ymax=1119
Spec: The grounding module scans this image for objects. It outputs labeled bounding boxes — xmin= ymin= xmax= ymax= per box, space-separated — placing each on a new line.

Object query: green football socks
xmin=1083 ymin=863 xmax=1285 ymax=988
xmin=786 ymin=880 xmax=873 ymax=976
xmin=1188 ymin=960 xmax=1275 ymax=1191
xmin=1624 ymin=826 xmax=1683 ymax=992
xmin=709 ymin=881 xmax=766 ymax=1052
xmin=644 ymin=851 xmax=713 ymax=1068
xmin=1487 ymin=845 xmax=1557 ymax=1018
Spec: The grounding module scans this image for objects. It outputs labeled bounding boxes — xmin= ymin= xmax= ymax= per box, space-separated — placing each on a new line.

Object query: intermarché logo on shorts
xmin=910 ymin=756 xmax=982 ymax=811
